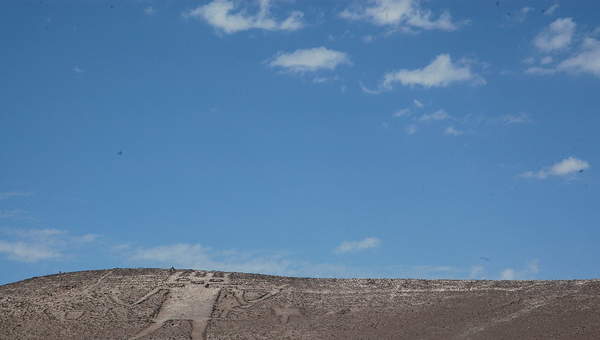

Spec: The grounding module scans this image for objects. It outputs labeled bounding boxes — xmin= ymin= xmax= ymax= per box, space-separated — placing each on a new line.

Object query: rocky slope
xmin=1 ymin=268 xmax=600 ymax=339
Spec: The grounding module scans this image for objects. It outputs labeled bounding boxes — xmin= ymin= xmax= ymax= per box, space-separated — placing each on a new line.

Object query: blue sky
xmin=1 ymin=0 xmax=599 ymax=284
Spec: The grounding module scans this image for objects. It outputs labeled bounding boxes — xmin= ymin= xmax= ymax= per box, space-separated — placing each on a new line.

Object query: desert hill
xmin=1 ymin=268 xmax=600 ymax=339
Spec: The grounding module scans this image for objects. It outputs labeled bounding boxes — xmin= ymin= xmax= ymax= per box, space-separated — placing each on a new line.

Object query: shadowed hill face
xmin=1 ymin=269 xmax=600 ymax=339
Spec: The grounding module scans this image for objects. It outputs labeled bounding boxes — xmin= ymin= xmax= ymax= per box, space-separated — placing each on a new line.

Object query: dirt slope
xmin=1 ymin=268 xmax=599 ymax=339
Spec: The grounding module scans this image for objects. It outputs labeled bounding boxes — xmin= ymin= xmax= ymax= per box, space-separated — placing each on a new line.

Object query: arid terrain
xmin=1 ymin=268 xmax=600 ymax=339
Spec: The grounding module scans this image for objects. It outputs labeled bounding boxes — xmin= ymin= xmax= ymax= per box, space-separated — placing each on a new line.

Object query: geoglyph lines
xmin=80 ymin=270 xmax=113 ymax=295
xmin=129 ymin=270 xmax=231 ymax=340
xmin=3 ymin=270 xmax=600 ymax=339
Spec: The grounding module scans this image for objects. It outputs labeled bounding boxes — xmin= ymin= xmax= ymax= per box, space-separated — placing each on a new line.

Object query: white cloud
xmin=525 ymin=66 xmax=557 ymax=75
xmin=0 ymin=241 xmax=60 ymax=262
xmin=444 ymin=126 xmax=463 ymax=136
xmin=382 ymin=54 xmax=484 ymax=89
xmin=544 ymin=3 xmax=559 ymax=16
xmin=334 ymin=237 xmax=381 ymax=254
xmin=184 ymin=0 xmax=303 ymax=34
xmin=413 ymin=99 xmax=424 ymax=108
xmin=144 ymin=6 xmax=156 ymax=16
xmin=557 ymin=38 xmax=600 ymax=77
xmin=269 ymin=47 xmax=350 ymax=73
xmin=502 ymin=113 xmax=531 ymax=124
xmin=393 ymin=108 xmax=411 ymax=117
xmin=527 ymin=38 xmax=600 ymax=78
xmin=419 ymin=109 xmax=450 ymax=121
xmin=0 ymin=192 xmax=31 ymax=200
xmin=72 ymin=66 xmax=84 ymax=73
xmin=534 ymin=17 xmax=576 ymax=52
xmin=312 ymin=76 xmax=337 ymax=84
xmin=500 ymin=260 xmax=540 ymax=280
xmin=0 ymin=228 xmax=99 ymax=263
xmin=405 ymin=124 xmax=417 ymax=135
xmin=340 ymin=0 xmax=458 ymax=32
xmin=520 ymin=156 xmax=590 ymax=179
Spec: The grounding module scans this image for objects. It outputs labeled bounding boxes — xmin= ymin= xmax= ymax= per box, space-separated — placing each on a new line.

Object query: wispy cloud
xmin=419 ymin=109 xmax=450 ymax=122
xmin=444 ymin=126 xmax=463 ymax=136
xmin=393 ymin=108 xmax=412 ymax=117
xmin=340 ymin=0 xmax=459 ymax=32
xmin=522 ymin=56 xmax=536 ymax=65
xmin=413 ymin=99 xmax=424 ymax=108
xmin=72 ymin=66 xmax=84 ymax=73
xmin=144 ymin=6 xmax=156 ymax=16
xmin=502 ymin=113 xmax=531 ymax=125
xmin=525 ymin=66 xmax=557 ymax=75
xmin=500 ymin=260 xmax=540 ymax=280
xmin=394 ymin=105 xmax=469 ymax=136
xmin=527 ymin=38 xmax=600 ymax=78
xmin=520 ymin=156 xmax=590 ymax=179
xmin=0 ymin=241 xmax=60 ymax=262
xmin=334 ymin=237 xmax=381 ymax=254
xmin=359 ymin=81 xmax=382 ymax=94
xmin=268 ymin=47 xmax=351 ymax=73
xmin=533 ymin=17 xmax=576 ymax=52
xmin=129 ymin=243 xmax=295 ymax=275
xmin=126 ymin=243 xmax=374 ymax=278
xmin=0 ymin=209 xmax=35 ymax=221
xmin=382 ymin=54 xmax=485 ymax=89
xmin=468 ymin=265 xmax=486 ymax=279
xmin=0 ymin=228 xmax=99 ymax=263
xmin=0 ymin=210 xmax=25 ymax=218
xmin=513 ymin=7 xmax=535 ymax=23
xmin=543 ymin=3 xmax=559 ymax=16
xmin=184 ymin=0 xmax=303 ymax=34
xmin=0 ymin=192 xmax=31 ymax=200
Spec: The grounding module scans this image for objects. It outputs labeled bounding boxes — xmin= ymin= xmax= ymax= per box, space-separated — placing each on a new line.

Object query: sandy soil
xmin=1 ymin=268 xmax=600 ymax=339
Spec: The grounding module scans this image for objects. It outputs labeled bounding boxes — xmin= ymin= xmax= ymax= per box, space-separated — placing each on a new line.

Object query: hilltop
xmin=1 ymin=268 xmax=599 ymax=339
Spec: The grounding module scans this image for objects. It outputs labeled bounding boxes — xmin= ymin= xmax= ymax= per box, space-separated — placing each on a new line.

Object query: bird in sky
xmin=117 ymin=150 xmax=123 ymax=156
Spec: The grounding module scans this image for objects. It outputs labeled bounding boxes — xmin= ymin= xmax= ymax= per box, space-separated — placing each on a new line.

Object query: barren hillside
xmin=1 ymin=268 xmax=599 ymax=339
